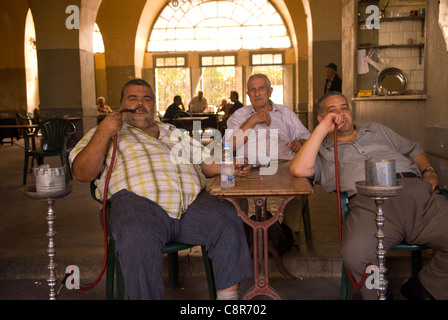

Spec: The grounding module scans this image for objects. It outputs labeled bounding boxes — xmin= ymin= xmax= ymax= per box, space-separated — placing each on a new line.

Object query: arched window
xmin=93 ymin=23 xmax=105 ymax=53
xmin=148 ymin=0 xmax=291 ymax=52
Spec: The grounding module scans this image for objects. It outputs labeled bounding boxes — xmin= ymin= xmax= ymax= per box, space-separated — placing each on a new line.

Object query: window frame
xmin=250 ymin=51 xmax=285 ymax=66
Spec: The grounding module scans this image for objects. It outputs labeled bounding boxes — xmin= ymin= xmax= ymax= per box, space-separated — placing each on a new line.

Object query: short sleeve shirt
xmin=313 ymin=122 xmax=424 ymax=196
xmin=69 ymin=122 xmax=208 ymax=219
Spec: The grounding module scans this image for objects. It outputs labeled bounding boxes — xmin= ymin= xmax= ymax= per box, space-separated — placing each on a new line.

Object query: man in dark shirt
xmin=324 ymin=62 xmax=342 ymax=94
xmin=164 ymin=95 xmax=184 ymax=121
xmin=228 ymin=91 xmax=243 ymax=115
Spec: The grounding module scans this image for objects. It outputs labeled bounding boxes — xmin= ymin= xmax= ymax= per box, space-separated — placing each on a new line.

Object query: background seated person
xmin=96 ymin=96 xmax=113 ymax=114
xmin=164 ymin=95 xmax=184 ymax=123
xmin=188 ymin=91 xmax=208 ymax=113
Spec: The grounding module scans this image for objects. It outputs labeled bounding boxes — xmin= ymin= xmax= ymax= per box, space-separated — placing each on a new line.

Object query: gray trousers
xmin=342 ymin=178 xmax=448 ymax=299
xmin=109 ymin=189 xmax=253 ymax=300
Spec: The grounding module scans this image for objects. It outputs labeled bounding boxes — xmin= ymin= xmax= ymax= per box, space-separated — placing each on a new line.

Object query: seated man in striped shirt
xmin=69 ymin=78 xmax=253 ymax=300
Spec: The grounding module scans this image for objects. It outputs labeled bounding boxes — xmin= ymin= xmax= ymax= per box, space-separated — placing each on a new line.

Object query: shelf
xmin=358 ymin=16 xmax=425 ymax=23
xmin=358 ymin=43 xmax=424 ymax=50
xmin=352 ymin=94 xmax=427 ymax=101
xmin=358 ymin=44 xmax=424 ymax=64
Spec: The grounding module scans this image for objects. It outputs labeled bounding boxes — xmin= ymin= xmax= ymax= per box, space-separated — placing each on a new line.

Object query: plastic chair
xmin=89 ymin=182 xmax=217 ymax=300
xmin=15 ymin=113 xmax=35 ymax=138
xmin=22 ymin=118 xmax=75 ymax=185
xmin=339 ymin=189 xmax=448 ymax=300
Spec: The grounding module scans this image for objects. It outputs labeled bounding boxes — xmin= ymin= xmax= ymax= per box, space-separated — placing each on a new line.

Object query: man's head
xmin=317 ymin=91 xmax=353 ymax=134
xmin=97 ymin=96 xmax=105 ymax=106
xmin=325 ymin=63 xmax=337 ymax=79
xmin=120 ymin=78 xmax=156 ymax=129
xmin=246 ymin=73 xmax=273 ymax=110
xmin=230 ymin=91 xmax=239 ymax=102
xmin=174 ymin=95 xmax=182 ymax=105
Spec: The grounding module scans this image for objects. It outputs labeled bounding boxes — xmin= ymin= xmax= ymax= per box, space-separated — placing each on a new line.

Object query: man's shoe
xmin=400 ymin=275 xmax=435 ymax=300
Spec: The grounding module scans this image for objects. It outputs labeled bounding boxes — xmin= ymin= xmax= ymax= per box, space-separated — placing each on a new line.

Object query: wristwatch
xmin=422 ymin=166 xmax=436 ymax=174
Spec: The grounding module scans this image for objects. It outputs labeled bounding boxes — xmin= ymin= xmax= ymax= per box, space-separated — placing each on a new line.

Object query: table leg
xmin=226 ymin=196 xmax=297 ymax=300
xmin=45 ymin=199 xmax=58 ymax=300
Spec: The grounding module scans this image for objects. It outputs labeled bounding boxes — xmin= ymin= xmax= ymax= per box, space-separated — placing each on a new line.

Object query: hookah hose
xmin=78 ymin=133 xmax=118 ymax=291
xmin=333 ymin=123 xmax=371 ymax=289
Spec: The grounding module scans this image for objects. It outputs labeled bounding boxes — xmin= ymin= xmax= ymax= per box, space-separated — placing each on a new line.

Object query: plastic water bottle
xmin=372 ymin=79 xmax=378 ymax=97
xmin=221 ymin=142 xmax=235 ymax=188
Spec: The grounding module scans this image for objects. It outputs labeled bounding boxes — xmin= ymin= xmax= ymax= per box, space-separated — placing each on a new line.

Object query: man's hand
xmin=97 ymin=111 xmax=123 ymax=138
xmin=422 ymin=171 xmax=439 ymax=191
xmin=234 ymin=158 xmax=252 ymax=177
xmin=251 ymin=109 xmax=271 ymax=127
xmin=287 ymin=139 xmax=306 ymax=153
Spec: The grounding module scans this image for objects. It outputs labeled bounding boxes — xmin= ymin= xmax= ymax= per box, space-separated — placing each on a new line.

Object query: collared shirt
xmin=188 ymin=96 xmax=208 ymax=113
xmin=69 ymin=122 xmax=208 ymax=219
xmin=224 ymin=103 xmax=310 ymax=165
xmin=313 ymin=122 xmax=424 ymax=197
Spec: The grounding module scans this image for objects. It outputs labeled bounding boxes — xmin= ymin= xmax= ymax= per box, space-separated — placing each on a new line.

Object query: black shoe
xmin=386 ymin=286 xmax=393 ymax=300
xmin=400 ymin=275 xmax=435 ymax=300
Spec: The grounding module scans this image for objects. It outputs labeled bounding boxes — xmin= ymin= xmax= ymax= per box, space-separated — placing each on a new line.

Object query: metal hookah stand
xmin=355 ymin=159 xmax=403 ymax=300
xmin=22 ymin=165 xmax=72 ymax=300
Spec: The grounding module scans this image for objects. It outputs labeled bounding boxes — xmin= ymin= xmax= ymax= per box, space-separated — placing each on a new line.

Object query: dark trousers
xmin=109 ymin=189 xmax=253 ymax=299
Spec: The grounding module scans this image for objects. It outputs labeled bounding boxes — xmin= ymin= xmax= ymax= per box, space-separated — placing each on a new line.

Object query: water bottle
xmin=372 ymin=79 xmax=378 ymax=97
xmin=221 ymin=142 xmax=235 ymax=188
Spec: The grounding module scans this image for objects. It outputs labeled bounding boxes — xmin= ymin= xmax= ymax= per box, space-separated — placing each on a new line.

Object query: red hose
xmin=79 ymin=133 xmax=118 ymax=291
xmin=334 ymin=124 xmax=371 ymax=289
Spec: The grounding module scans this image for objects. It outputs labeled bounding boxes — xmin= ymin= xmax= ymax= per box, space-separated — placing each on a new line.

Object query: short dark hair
xmin=120 ymin=78 xmax=154 ymax=103
xmin=230 ymin=91 xmax=239 ymax=99
xmin=174 ymin=95 xmax=181 ymax=101
xmin=316 ymin=91 xmax=349 ymax=116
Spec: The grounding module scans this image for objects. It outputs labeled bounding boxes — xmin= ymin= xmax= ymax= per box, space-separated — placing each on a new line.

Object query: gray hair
xmin=316 ymin=91 xmax=349 ymax=116
xmin=247 ymin=73 xmax=271 ymax=89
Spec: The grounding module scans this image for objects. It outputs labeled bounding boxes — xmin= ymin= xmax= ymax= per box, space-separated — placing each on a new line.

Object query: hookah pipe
xmin=78 ymin=134 xmax=119 ymax=291
xmin=61 ymin=109 xmax=135 ymax=292
xmin=333 ymin=122 xmax=371 ymax=290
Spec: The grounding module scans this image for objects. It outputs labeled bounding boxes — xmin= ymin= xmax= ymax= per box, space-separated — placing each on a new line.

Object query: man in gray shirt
xmin=290 ymin=91 xmax=448 ymax=300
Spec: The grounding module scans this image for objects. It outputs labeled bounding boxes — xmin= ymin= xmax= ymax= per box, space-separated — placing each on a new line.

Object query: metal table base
xmin=227 ymin=196 xmax=296 ymax=300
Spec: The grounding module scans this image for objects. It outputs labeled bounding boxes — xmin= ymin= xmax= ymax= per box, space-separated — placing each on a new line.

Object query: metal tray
xmin=377 ymin=67 xmax=407 ymax=94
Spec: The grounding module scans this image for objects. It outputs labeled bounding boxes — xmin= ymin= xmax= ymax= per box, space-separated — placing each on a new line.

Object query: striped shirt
xmin=69 ymin=122 xmax=208 ymax=219
xmin=224 ymin=103 xmax=310 ymax=165
xmin=314 ymin=122 xmax=424 ymax=197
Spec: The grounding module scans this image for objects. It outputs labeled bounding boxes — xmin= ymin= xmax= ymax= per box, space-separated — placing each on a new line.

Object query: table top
xmin=171 ymin=116 xmax=209 ymax=121
xmin=0 ymin=124 xmax=39 ymax=129
xmin=209 ymin=164 xmax=313 ymax=197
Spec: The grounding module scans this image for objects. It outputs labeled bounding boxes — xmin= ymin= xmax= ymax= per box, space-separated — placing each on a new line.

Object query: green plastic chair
xmin=22 ymin=118 xmax=75 ymax=185
xmin=339 ymin=189 xmax=448 ymax=300
xmin=90 ymin=182 xmax=216 ymax=300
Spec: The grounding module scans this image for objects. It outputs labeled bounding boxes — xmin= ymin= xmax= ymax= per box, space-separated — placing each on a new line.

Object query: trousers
xmin=341 ymin=178 xmax=448 ymax=299
xmin=109 ymin=189 xmax=253 ymax=300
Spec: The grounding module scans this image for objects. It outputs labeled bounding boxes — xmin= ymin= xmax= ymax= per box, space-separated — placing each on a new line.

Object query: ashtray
xmin=355 ymin=181 xmax=403 ymax=198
